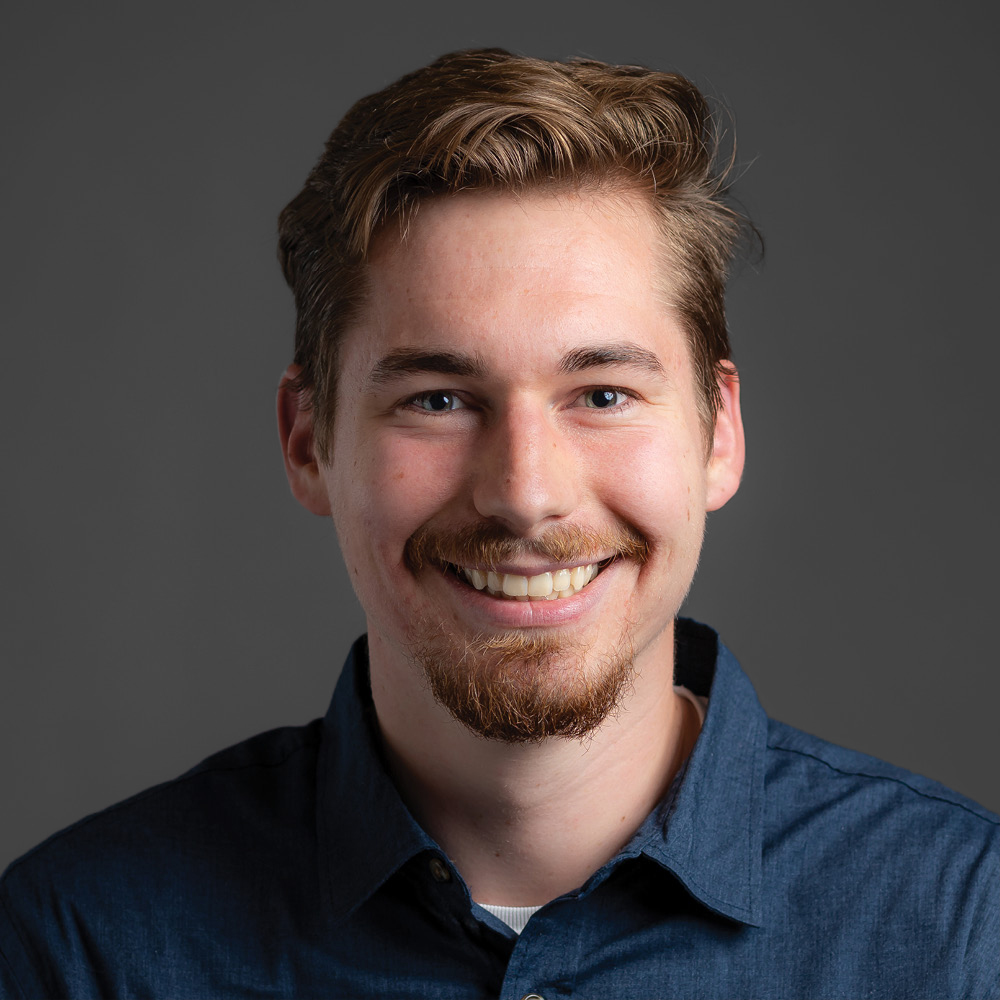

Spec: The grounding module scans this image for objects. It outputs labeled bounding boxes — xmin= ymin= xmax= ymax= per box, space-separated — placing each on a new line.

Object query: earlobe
xmin=705 ymin=362 xmax=746 ymax=512
xmin=277 ymin=365 xmax=333 ymax=517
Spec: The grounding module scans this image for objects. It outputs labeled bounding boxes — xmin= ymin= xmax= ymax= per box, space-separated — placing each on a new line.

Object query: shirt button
xmin=428 ymin=857 xmax=452 ymax=883
xmin=520 ymin=994 xmax=545 ymax=1000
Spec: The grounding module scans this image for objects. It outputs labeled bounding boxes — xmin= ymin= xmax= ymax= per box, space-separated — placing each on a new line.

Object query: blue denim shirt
xmin=1 ymin=620 xmax=997 ymax=999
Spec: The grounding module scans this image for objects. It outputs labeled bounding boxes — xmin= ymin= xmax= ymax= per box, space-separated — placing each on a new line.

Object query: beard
xmin=403 ymin=521 xmax=647 ymax=744
xmin=411 ymin=620 xmax=637 ymax=744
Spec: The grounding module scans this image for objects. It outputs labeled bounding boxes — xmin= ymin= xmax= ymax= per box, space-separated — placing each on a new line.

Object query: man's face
xmin=285 ymin=188 xmax=743 ymax=742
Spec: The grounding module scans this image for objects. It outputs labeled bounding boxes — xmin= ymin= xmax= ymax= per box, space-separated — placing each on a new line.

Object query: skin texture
xmin=278 ymin=188 xmax=744 ymax=903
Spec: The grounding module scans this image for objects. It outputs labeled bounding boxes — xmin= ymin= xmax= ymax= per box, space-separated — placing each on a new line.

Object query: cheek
xmin=588 ymin=429 xmax=707 ymax=541
xmin=335 ymin=433 xmax=472 ymax=564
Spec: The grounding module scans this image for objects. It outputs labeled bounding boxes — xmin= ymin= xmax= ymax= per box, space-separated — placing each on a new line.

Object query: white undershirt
xmin=477 ymin=685 xmax=707 ymax=934
xmin=478 ymin=902 xmax=542 ymax=934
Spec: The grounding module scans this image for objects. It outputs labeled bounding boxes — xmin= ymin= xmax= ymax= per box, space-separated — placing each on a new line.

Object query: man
xmin=1 ymin=49 xmax=996 ymax=999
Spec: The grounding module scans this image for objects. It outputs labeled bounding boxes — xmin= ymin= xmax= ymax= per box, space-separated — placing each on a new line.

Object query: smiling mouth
xmin=446 ymin=561 xmax=608 ymax=601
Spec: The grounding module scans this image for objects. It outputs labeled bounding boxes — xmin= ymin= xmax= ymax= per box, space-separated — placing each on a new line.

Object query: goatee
xmin=404 ymin=521 xmax=646 ymax=743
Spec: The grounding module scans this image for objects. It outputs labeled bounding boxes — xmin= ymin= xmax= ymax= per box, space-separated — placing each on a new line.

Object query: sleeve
xmin=958 ymin=822 xmax=1000 ymax=1000
xmin=0 ymin=860 xmax=90 ymax=1000
xmin=0 ymin=856 xmax=122 ymax=1000
xmin=0 ymin=947 xmax=29 ymax=1000
xmin=0 ymin=890 xmax=44 ymax=1000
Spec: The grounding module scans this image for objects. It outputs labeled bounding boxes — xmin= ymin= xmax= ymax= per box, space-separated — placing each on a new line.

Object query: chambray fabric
xmin=1 ymin=621 xmax=997 ymax=999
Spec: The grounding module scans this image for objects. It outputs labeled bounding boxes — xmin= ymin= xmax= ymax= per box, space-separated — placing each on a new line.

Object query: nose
xmin=472 ymin=404 xmax=579 ymax=534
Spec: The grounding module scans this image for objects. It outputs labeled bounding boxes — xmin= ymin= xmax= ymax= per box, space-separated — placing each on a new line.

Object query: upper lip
xmin=446 ymin=557 xmax=614 ymax=576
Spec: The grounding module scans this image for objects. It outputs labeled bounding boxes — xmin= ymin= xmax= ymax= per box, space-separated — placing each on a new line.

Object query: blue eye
xmin=414 ymin=391 xmax=463 ymax=412
xmin=584 ymin=388 xmax=627 ymax=409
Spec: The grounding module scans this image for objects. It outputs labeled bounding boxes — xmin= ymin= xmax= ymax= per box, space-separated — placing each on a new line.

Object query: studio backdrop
xmin=2 ymin=0 xmax=996 ymax=870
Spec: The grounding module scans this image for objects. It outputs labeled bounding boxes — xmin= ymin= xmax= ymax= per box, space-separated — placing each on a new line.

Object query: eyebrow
xmin=365 ymin=348 xmax=488 ymax=389
xmin=558 ymin=342 xmax=667 ymax=378
xmin=364 ymin=340 xmax=668 ymax=390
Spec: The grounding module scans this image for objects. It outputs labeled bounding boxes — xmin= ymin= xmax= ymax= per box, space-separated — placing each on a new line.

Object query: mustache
xmin=404 ymin=521 xmax=649 ymax=572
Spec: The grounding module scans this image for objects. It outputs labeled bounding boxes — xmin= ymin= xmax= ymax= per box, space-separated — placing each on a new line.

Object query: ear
xmin=277 ymin=365 xmax=332 ymax=516
xmin=705 ymin=362 xmax=746 ymax=512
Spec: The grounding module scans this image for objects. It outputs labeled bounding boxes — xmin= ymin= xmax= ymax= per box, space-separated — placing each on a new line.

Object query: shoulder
xmin=763 ymin=718 xmax=998 ymax=871
xmin=5 ymin=719 xmax=324 ymax=878
xmin=764 ymin=717 xmax=997 ymax=827
xmin=761 ymin=719 xmax=998 ymax=997
xmin=0 ymin=721 xmax=324 ymax=998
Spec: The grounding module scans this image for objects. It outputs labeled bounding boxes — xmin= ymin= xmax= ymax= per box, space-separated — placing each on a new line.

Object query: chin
xmin=407 ymin=611 xmax=637 ymax=744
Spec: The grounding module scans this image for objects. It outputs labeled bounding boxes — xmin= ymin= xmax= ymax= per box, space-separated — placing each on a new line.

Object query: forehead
xmin=345 ymin=188 xmax=688 ymax=377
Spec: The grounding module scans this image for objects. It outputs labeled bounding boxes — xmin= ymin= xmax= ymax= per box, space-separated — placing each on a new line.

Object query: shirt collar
xmin=318 ymin=620 xmax=767 ymax=928
xmin=634 ymin=618 xmax=766 ymax=926
xmin=318 ymin=636 xmax=440 ymax=926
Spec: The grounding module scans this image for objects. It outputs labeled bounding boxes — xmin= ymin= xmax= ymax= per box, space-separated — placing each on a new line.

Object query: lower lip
xmin=434 ymin=561 xmax=622 ymax=627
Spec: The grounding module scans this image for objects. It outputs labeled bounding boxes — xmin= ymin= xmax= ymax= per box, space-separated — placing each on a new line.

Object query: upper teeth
xmin=460 ymin=563 xmax=599 ymax=600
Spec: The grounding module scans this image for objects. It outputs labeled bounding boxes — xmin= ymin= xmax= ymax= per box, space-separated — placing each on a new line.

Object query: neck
xmin=369 ymin=625 xmax=698 ymax=906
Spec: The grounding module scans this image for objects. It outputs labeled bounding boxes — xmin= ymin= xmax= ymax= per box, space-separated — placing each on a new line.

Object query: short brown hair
xmin=278 ymin=48 xmax=748 ymax=459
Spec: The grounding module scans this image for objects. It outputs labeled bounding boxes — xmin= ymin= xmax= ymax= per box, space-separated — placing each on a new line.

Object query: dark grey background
xmin=2 ymin=1 xmax=997 ymax=871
